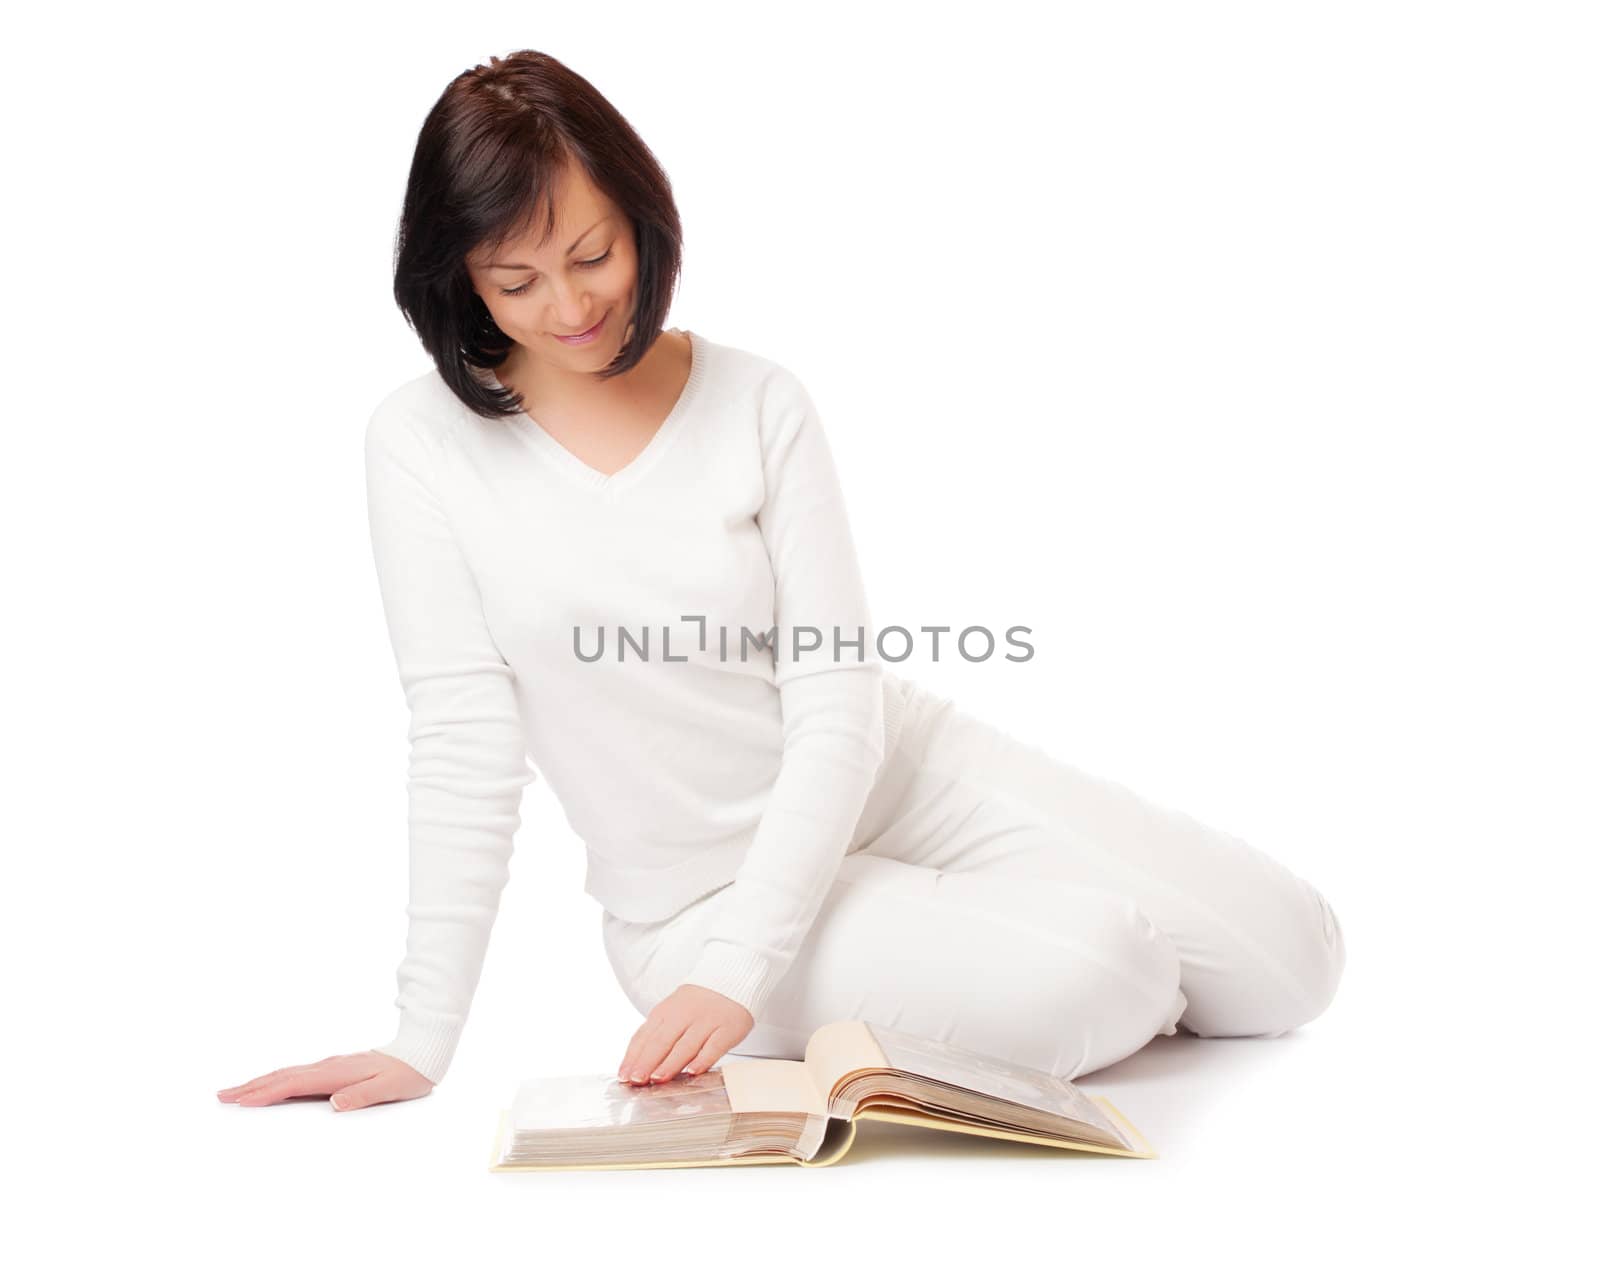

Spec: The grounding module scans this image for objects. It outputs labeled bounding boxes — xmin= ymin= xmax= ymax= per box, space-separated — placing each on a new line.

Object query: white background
xmin=7 ymin=0 xmax=1594 ymax=1272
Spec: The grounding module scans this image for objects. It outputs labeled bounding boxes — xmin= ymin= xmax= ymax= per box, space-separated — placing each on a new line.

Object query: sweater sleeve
xmin=678 ymin=368 xmax=886 ymax=1021
xmin=363 ymin=400 xmax=536 ymax=1084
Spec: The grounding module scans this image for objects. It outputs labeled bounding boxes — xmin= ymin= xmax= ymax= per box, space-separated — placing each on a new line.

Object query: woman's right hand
xmin=216 ymin=1050 xmax=434 ymax=1111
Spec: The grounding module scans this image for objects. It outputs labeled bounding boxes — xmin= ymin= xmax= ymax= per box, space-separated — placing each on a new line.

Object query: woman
xmin=218 ymin=50 xmax=1345 ymax=1114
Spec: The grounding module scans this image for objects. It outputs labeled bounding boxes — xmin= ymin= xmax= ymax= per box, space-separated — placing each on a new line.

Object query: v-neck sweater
xmin=362 ymin=329 xmax=905 ymax=1082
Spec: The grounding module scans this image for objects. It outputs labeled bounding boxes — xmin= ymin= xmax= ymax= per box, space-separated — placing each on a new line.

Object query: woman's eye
xmin=500 ymin=249 xmax=612 ymax=297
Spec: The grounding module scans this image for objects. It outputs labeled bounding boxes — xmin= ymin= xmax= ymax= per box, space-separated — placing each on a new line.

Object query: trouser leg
xmin=856 ymin=678 xmax=1347 ymax=1039
xmin=605 ymin=849 xmax=1185 ymax=1079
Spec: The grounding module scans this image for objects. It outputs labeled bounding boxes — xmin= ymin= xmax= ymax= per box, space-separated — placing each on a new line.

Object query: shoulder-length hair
xmin=391 ymin=50 xmax=683 ymax=419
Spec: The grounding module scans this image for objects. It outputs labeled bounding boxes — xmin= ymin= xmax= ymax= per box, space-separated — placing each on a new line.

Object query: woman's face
xmin=465 ymin=160 xmax=639 ymax=372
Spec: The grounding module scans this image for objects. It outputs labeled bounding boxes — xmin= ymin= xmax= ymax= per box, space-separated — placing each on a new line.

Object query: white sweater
xmin=363 ymin=329 xmax=905 ymax=1082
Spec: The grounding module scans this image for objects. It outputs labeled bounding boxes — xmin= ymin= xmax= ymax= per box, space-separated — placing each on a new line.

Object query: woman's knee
xmin=931 ymin=877 xmax=1186 ymax=1077
xmin=1035 ymin=891 xmax=1186 ymax=1076
xmin=1183 ymin=885 xmax=1348 ymax=1038
xmin=886 ymin=887 xmax=1182 ymax=1081
xmin=764 ymin=865 xmax=1185 ymax=1080
xmin=1271 ymin=884 xmax=1347 ymax=1032
xmin=1294 ymin=888 xmax=1347 ymax=1025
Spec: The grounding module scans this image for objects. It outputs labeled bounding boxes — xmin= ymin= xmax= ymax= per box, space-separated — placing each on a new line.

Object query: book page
xmin=507 ymin=1070 xmax=734 ymax=1131
xmin=803 ymin=1020 xmax=889 ymax=1101
xmin=864 ymin=1023 xmax=1119 ymax=1132
xmin=721 ymin=1057 xmax=828 ymax=1117
xmin=494 ymin=1070 xmax=824 ymax=1169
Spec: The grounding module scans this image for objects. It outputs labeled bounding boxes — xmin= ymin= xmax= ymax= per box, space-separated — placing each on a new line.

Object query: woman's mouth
xmin=553 ymin=311 xmax=608 ymax=345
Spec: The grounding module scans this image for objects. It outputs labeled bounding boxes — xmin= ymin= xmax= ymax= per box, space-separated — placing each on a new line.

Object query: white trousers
xmin=601 ymin=675 xmax=1347 ymax=1079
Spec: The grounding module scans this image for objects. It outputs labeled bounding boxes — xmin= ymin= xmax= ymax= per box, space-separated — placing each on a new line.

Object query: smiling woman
xmin=460 ymin=155 xmax=697 ymax=479
xmin=218 ymin=46 xmax=1347 ymax=1119
xmin=464 ymin=179 xmax=629 ymax=362
xmin=390 ymin=50 xmax=683 ymax=418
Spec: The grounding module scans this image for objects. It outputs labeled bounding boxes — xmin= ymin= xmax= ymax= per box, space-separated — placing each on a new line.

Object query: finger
xmin=618 ymin=1015 xmax=674 ymax=1081
xmin=229 ymin=1063 xmax=344 ymax=1106
xmin=649 ymin=1023 xmax=714 ymax=1082
xmin=623 ymin=1015 xmax=689 ymax=1083
xmin=617 ymin=1020 xmax=654 ymax=1080
xmin=328 ymin=1074 xmax=386 ymax=1112
xmin=218 ymin=1056 xmax=337 ymax=1099
xmin=217 ymin=1068 xmax=300 ymax=1099
xmin=683 ymin=1025 xmax=742 ymax=1075
xmin=231 ymin=1087 xmax=292 ymax=1107
xmin=617 ymin=1033 xmax=641 ymax=1080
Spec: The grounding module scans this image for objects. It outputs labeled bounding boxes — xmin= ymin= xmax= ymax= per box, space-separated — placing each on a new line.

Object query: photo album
xmin=490 ymin=1019 xmax=1155 ymax=1171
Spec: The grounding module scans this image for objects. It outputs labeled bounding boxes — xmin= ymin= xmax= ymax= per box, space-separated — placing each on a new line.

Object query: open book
xmin=489 ymin=1019 xmax=1155 ymax=1171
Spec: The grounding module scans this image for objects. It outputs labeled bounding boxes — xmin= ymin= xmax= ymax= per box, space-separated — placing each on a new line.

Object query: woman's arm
xmin=676 ymin=366 xmax=887 ymax=1022
xmin=363 ymin=397 xmax=536 ymax=1083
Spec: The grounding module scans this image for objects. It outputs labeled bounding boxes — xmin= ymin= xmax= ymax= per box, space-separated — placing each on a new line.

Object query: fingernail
xmin=331 ymin=1096 xmax=347 ymax=1110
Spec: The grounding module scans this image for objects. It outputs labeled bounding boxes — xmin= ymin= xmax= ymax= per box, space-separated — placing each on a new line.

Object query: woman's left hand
xmin=617 ymin=984 xmax=755 ymax=1085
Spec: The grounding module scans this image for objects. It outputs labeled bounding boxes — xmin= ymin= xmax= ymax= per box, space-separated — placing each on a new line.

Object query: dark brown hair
xmin=391 ymin=50 xmax=684 ymax=419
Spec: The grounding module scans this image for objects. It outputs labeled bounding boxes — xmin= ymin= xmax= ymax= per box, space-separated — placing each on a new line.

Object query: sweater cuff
xmin=372 ymin=1008 xmax=466 ymax=1085
xmin=681 ymin=939 xmax=789 ymax=1024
